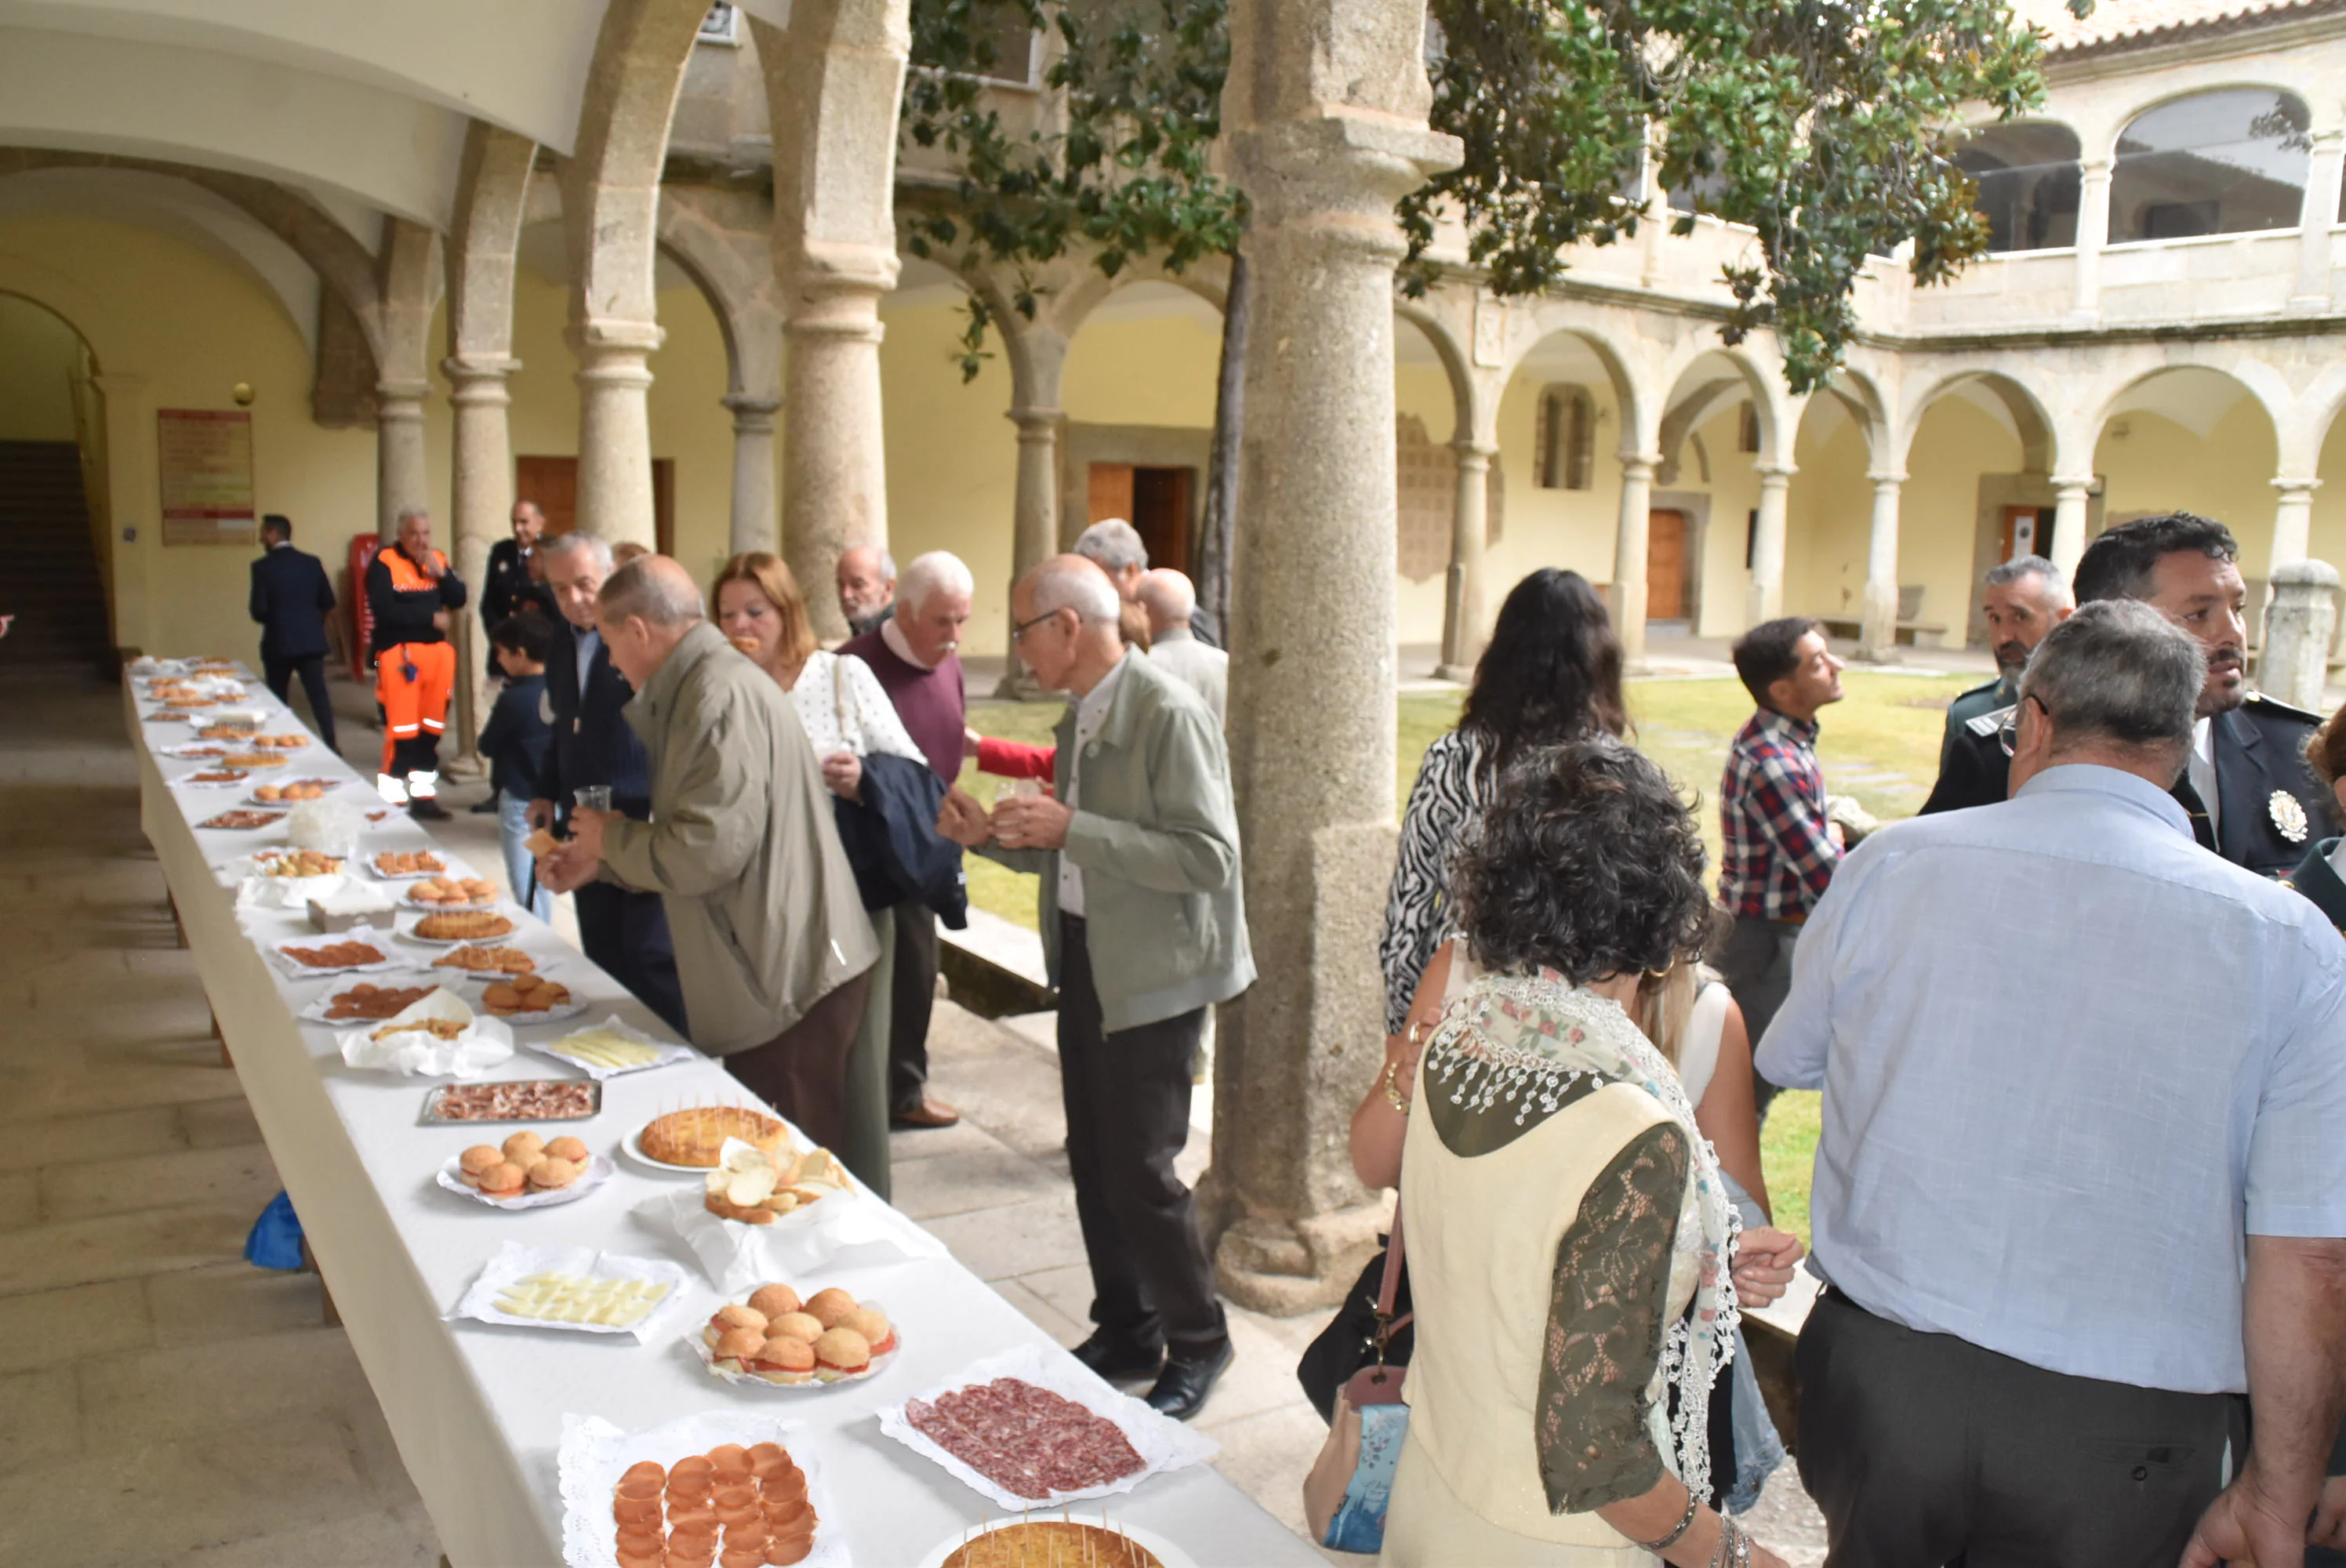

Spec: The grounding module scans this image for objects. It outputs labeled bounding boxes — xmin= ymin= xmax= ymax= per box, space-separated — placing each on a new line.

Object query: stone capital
xmin=1617 ymin=452 xmax=1660 ymax=478
xmin=1451 ymin=438 xmax=1498 ymax=470
xmin=441 ymin=354 xmax=521 ymax=386
xmin=2273 ymin=475 xmax=2325 ymax=498
xmin=1753 ymin=463 xmax=1796 ymax=485
xmin=2079 ymin=157 xmax=2113 ymax=180
xmin=568 ymin=318 xmax=666 ymax=357
xmin=2051 ymin=475 xmax=2097 ymax=499
xmin=722 ymin=394 xmax=783 ymax=433
xmin=1868 ymin=470 xmax=1908 ymax=489
xmin=788 ymin=238 xmax=902 ymax=299
xmin=1008 ymin=405 xmax=1065 ymax=440
xmin=1226 ymin=114 xmax=1462 ymax=246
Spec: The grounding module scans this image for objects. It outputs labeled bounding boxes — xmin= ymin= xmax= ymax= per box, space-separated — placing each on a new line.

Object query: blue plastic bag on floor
xmin=245 ymin=1189 xmax=305 ymax=1270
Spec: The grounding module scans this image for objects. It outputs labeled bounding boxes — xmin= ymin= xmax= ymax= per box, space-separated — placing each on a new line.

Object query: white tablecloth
xmin=128 ymin=669 xmax=1322 ymax=1568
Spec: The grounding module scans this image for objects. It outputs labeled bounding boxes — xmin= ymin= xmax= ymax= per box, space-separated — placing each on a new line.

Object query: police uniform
xmin=364 ymin=544 xmax=467 ymax=803
xmin=1940 ymin=671 xmax=2017 ymax=765
xmin=1921 ymin=691 xmax=2333 ymax=878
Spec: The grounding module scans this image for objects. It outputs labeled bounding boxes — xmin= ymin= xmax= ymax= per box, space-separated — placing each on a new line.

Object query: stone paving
xmin=0 ymin=669 xmax=1827 ymax=1565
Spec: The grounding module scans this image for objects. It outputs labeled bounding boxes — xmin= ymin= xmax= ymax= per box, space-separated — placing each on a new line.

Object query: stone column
xmin=2260 ymin=559 xmax=2341 ymax=713
xmin=570 ymin=320 xmax=663 ymax=550
xmin=724 ymin=394 xmax=782 ymax=555
xmin=1857 ymin=470 xmax=1905 ymax=662
xmin=1611 ymin=454 xmax=1658 ymax=667
xmin=783 ymin=254 xmax=893 ymax=642
xmin=2072 ymin=158 xmax=2112 ymax=323
xmin=1436 ymin=440 xmax=1496 ymax=679
xmin=2293 ymin=130 xmax=2344 ymax=310
xmin=445 ymin=354 xmax=519 ymax=767
xmin=2272 ymin=476 xmax=2322 ymax=570
xmin=374 ymin=377 xmax=432 ymax=543
xmin=1746 ymin=463 xmax=1792 ymax=626
xmin=995 ymin=402 xmax=1064 ymax=698
xmin=2050 ymin=477 xmax=2094 ymax=581
xmin=1204 ymin=0 xmax=1461 ymax=1315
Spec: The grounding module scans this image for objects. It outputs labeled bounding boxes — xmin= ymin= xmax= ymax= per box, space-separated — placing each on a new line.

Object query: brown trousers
xmin=720 ymin=969 xmax=874 ymax=1155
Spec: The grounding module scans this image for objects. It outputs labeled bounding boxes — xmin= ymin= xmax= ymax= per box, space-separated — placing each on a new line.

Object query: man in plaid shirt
xmin=1719 ymin=616 xmax=1847 ymax=1116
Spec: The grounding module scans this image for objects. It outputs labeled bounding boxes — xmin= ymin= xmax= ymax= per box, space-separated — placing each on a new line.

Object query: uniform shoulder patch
xmin=1964 ymin=703 xmax=2017 ymax=739
xmin=2243 ymin=691 xmax=2322 ymax=727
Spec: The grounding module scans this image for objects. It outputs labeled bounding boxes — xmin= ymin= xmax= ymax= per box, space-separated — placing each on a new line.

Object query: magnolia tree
xmin=902 ymin=0 xmax=2090 ymax=637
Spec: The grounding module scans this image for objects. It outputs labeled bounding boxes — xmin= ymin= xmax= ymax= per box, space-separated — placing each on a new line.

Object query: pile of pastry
xmin=481 ymin=975 xmax=571 ymax=1014
xmin=374 ymin=851 xmax=445 ymax=877
xmin=703 ymin=1281 xmax=894 ymax=1385
xmin=456 ymin=1131 xmax=591 ymax=1197
xmin=409 ymin=876 xmax=498 ymax=906
xmin=416 ymin=909 xmax=514 ymax=942
xmin=434 ymin=944 xmax=536 ymax=975
xmin=259 ymin=850 xmax=342 ymax=878
xmin=252 ymin=779 xmax=332 ymax=802
xmin=321 ymin=983 xmax=434 ymax=1021
xmin=612 ymin=1443 xmax=815 ymax=1568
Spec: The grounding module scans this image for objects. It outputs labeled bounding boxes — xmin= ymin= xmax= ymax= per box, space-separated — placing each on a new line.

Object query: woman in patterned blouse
xmin=1376 ymin=740 xmax=1789 ymax=1568
xmin=1378 ymin=568 xmax=1627 ymax=1038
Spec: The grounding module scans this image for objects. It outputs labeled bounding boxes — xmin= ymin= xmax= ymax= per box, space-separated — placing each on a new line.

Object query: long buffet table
xmin=129 ymin=663 xmax=1320 ymax=1568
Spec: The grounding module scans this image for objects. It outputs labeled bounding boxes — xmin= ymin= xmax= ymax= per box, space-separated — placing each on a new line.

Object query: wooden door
xmin=1647 ymin=509 xmax=1689 ymax=620
xmin=512 ymin=455 xmax=672 ymax=556
xmin=2000 ymin=505 xmax=2046 ymax=561
xmin=1088 ymin=463 xmax=1135 ymax=529
xmin=1131 ymin=466 xmax=1194 ymax=575
xmin=515 ymin=456 xmax=577 ymax=536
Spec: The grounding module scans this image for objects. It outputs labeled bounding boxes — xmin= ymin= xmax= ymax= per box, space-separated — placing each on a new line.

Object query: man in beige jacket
xmin=541 ymin=555 xmax=877 ymax=1151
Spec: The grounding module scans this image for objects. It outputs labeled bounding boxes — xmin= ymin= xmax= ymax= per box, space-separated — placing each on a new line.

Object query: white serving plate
xmin=436 ymin=1152 xmax=615 ymax=1210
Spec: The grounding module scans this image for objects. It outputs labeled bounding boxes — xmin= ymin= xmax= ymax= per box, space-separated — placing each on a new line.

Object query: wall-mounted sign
xmin=158 ymin=408 xmax=257 ymax=545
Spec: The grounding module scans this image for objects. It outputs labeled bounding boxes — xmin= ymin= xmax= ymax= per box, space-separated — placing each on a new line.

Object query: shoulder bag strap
xmin=1373 ymin=1203 xmax=1411 ymax=1349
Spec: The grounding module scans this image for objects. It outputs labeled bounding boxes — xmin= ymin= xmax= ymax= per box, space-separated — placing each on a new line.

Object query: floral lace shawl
xmin=1420 ymin=966 xmax=1742 ymax=1503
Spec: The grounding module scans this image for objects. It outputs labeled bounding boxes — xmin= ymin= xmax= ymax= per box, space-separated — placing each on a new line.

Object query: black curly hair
xmin=1450 ymin=739 xmax=1712 ymax=985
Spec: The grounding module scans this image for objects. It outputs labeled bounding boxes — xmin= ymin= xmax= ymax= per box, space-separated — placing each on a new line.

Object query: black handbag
xmin=1297 ymin=1226 xmax=1414 ymax=1424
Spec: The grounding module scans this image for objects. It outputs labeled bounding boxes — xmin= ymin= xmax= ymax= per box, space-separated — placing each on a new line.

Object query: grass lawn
xmin=964 ymin=667 xmax=1963 ymax=1244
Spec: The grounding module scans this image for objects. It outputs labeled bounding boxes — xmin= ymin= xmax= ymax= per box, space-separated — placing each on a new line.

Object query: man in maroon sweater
xmin=840 ymin=549 xmax=974 ymax=1128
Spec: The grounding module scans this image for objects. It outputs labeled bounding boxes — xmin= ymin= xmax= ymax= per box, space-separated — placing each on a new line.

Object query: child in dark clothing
xmin=481 ymin=612 xmax=557 ymax=921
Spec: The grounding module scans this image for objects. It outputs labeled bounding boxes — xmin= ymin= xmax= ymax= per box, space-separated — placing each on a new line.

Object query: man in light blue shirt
xmin=1757 ymin=601 xmax=2346 ymax=1568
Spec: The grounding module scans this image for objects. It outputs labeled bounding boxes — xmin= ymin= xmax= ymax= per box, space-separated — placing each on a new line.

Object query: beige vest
xmin=1398 ymin=1075 xmax=1694 ymax=1544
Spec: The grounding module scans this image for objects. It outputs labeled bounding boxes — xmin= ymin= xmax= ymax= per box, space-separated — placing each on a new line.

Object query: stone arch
xmin=1393 ymin=296 xmax=1480 ymax=447
xmin=655 ymin=190 xmax=784 ymax=404
xmin=1497 ymin=314 xmax=1652 ymax=456
xmin=2287 ymin=359 xmax=2346 ymax=477
xmin=1653 ymin=343 xmax=1790 ymax=481
xmin=0 ymin=272 xmax=115 ymax=378
xmin=2103 ymin=84 xmax=2312 ymax=243
xmin=2097 ymin=79 xmax=2314 ymax=164
xmin=2083 ymin=354 xmax=2290 ymax=455
xmin=1900 ymin=367 xmax=2061 ymax=475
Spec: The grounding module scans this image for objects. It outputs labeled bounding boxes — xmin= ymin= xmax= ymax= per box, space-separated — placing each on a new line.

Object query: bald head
xmin=1137 ymin=568 xmax=1196 ymax=637
xmin=1011 ymin=554 xmax=1125 ymax=695
xmin=596 ymin=555 xmax=706 ymax=689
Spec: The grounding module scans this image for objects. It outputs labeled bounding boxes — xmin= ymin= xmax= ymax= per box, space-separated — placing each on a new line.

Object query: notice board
xmin=158 ymin=408 xmax=257 ymax=545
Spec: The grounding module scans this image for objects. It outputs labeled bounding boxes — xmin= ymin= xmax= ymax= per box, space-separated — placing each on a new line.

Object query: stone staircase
xmin=0 ymin=439 xmax=114 ymax=677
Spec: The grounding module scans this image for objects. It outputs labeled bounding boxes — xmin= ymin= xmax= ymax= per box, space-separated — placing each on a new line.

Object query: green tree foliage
xmin=1408 ymin=0 xmax=2088 ymax=391
xmin=903 ymin=0 xmax=2089 ymax=393
xmin=901 ymin=0 xmax=1244 ymax=381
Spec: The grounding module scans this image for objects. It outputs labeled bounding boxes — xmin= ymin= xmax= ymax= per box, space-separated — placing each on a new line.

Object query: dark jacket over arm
xmin=540 ymin=626 xmax=653 ymax=819
xmin=365 ymin=550 xmax=467 ymax=653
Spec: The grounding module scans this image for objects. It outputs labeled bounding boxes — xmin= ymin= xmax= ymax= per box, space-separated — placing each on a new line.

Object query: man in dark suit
xmin=483 ymin=499 xmax=558 ymax=630
xmin=247 ymin=513 xmax=339 ymax=753
xmin=1921 ymin=512 xmax=2331 ymax=877
xmin=527 ymin=530 xmax=688 ymax=1036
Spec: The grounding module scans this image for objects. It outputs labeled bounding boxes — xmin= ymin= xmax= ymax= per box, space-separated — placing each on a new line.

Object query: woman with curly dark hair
xmin=1364 ymin=740 xmax=1790 ymax=1567
xmin=1378 ymin=568 xmax=1627 ymax=1040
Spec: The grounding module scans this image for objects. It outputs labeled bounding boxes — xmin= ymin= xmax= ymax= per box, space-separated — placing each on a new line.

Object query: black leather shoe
xmin=1143 ymin=1338 xmax=1233 ymax=1421
xmin=407 ymin=797 xmax=451 ymax=822
xmin=468 ymin=797 xmax=499 ymax=815
xmin=1070 ymin=1331 xmax=1162 ymax=1383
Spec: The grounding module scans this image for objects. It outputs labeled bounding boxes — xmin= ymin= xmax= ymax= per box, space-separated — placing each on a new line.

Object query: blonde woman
xmin=712 ymin=552 xmax=928 ymax=1197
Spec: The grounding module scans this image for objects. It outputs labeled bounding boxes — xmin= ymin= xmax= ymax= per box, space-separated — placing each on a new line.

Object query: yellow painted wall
xmin=880 ymin=296 xmax=1019 ymax=644
xmin=0 ymin=292 xmax=82 ymax=441
xmin=1898 ymin=398 xmax=2022 ymax=642
xmin=2310 ymin=416 xmax=2346 ymax=574
xmin=1469 ymin=364 xmax=1629 ymax=639
xmin=1785 ymin=411 xmax=1874 ymax=626
xmin=0 ymin=213 xmax=376 ymax=661
xmin=1062 ymin=311 xmax=1222 ymax=427
xmin=2096 ymin=400 xmax=2279 ymax=575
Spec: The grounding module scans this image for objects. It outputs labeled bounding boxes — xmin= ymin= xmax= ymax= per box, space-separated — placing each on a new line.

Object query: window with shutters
xmin=1537 ymin=386 xmax=1596 ymax=492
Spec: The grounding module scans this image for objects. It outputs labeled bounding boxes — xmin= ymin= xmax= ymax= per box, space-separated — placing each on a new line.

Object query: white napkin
xmin=636 ymin=1166 xmax=941 ymax=1294
xmin=336 ymin=988 xmax=514 ymax=1077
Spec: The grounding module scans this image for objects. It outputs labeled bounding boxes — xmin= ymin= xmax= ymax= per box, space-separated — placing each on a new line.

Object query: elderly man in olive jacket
xmin=939 ymin=554 xmax=1254 ymax=1423
xmin=541 ymin=556 xmax=877 ymax=1152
